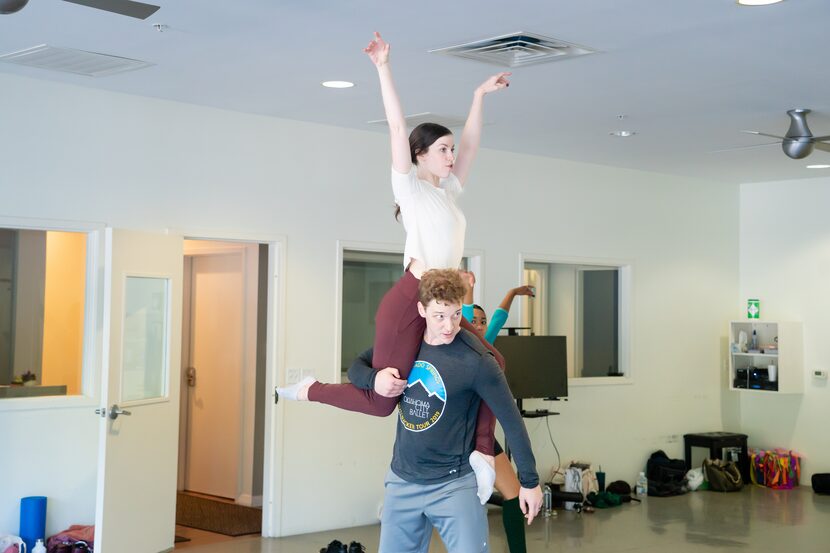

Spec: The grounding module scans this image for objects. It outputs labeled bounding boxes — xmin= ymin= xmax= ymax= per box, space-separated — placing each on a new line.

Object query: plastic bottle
xmin=750 ymin=330 xmax=758 ymax=351
xmin=33 ymin=538 xmax=46 ymax=553
xmin=543 ymin=484 xmax=553 ymax=517
xmin=635 ymin=471 xmax=648 ymax=497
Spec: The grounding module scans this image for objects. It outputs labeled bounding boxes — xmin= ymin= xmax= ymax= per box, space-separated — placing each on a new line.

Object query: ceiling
xmin=2 ymin=0 xmax=829 ymax=184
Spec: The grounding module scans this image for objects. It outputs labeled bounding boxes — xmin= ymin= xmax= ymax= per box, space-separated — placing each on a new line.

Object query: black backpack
xmin=646 ymin=450 xmax=688 ymax=497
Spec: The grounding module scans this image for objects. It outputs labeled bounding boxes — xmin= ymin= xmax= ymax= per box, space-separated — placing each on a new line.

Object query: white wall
xmin=739 ymin=178 xmax=830 ymax=480
xmin=0 ymin=72 xmax=739 ymax=537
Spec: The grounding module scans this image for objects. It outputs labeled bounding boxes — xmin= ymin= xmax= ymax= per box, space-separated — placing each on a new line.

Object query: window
xmin=521 ymin=259 xmax=630 ymax=380
xmin=338 ymin=245 xmax=476 ymax=380
xmin=340 ymin=249 xmax=402 ymax=379
xmin=0 ymin=228 xmax=92 ymax=398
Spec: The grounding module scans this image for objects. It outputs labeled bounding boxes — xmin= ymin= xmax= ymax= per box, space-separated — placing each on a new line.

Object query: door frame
xmin=176 ymin=229 xmax=287 ymax=537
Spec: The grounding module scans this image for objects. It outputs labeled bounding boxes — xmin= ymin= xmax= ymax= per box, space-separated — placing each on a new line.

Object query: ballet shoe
xmin=277 ymin=376 xmax=316 ymax=401
xmin=469 ymin=450 xmax=496 ymax=504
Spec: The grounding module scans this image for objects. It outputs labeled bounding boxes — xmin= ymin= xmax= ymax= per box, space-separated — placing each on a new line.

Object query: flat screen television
xmin=493 ymin=335 xmax=568 ymax=400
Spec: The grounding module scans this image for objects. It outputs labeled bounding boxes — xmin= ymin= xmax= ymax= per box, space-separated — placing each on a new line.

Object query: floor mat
xmin=176 ymin=492 xmax=262 ymax=537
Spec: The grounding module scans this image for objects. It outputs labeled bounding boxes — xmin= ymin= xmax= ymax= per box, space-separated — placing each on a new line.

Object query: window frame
xmin=518 ymin=253 xmax=633 ymax=387
xmin=0 ymin=216 xmax=105 ymax=411
xmin=335 ymin=240 xmax=483 ymax=382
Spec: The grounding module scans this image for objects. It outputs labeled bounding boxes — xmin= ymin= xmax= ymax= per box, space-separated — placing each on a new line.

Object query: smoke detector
xmin=429 ymin=31 xmax=596 ymax=68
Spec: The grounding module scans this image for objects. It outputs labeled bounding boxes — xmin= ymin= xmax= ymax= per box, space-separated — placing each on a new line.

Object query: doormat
xmin=176 ymin=492 xmax=262 ymax=537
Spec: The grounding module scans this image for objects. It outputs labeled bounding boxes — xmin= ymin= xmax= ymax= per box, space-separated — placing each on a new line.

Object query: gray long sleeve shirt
xmin=348 ymin=329 xmax=539 ymax=488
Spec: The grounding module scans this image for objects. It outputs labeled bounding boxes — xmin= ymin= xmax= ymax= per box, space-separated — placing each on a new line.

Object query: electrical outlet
xmin=286 ymin=368 xmax=300 ymax=384
xmin=666 ymin=434 xmax=679 ymax=443
xmin=301 ymin=369 xmax=315 ymax=380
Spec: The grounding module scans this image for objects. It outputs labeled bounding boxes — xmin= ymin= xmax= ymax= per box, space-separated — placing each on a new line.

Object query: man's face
xmin=418 ymin=299 xmax=463 ymax=345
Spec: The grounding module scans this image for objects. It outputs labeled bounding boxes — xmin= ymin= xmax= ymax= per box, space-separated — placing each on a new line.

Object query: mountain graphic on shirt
xmin=407 ymin=361 xmax=446 ymax=402
xmin=398 ymin=360 xmax=446 ymax=432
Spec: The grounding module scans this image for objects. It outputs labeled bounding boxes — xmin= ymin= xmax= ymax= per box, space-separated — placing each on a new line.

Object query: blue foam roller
xmin=19 ymin=496 xmax=47 ymax=552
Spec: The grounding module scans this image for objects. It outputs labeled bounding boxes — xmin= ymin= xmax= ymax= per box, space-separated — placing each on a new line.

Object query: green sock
xmin=501 ymin=497 xmax=527 ymax=553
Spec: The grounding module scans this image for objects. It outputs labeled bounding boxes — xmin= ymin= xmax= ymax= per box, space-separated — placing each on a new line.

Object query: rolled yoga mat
xmin=19 ymin=496 xmax=47 ymax=552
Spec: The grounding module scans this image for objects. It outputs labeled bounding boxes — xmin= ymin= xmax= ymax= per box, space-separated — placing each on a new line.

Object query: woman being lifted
xmin=279 ymin=32 xmax=511 ymax=504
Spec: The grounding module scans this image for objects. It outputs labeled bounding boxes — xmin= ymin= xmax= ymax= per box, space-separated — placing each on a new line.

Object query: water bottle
xmin=543 ymin=484 xmax=553 ymax=517
xmin=635 ymin=471 xmax=648 ymax=497
xmin=33 ymin=538 xmax=46 ymax=553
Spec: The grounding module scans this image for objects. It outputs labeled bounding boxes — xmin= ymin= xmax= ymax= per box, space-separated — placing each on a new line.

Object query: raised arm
xmin=452 ymin=72 xmax=511 ymax=186
xmin=460 ymin=270 xmax=476 ymax=310
xmin=498 ymin=285 xmax=535 ymax=312
xmin=365 ymin=32 xmax=411 ymax=175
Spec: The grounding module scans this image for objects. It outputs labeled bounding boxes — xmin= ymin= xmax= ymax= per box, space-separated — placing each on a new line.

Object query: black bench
xmin=684 ymin=432 xmax=749 ymax=482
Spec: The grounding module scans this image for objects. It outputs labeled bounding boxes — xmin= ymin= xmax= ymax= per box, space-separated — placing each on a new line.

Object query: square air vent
xmin=429 ymin=31 xmax=596 ymax=68
xmin=0 ymin=44 xmax=153 ymax=77
xmin=368 ymin=112 xmax=468 ymax=129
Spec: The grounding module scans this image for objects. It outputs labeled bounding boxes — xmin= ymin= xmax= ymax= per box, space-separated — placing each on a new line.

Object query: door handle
xmin=186 ymin=366 xmax=196 ymax=387
xmin=95 ymin=404 xmax=132 ymax=420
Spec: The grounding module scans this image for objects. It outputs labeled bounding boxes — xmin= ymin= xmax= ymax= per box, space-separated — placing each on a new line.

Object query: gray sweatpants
xmin=379 ymin=470 xmax=489 ymax=553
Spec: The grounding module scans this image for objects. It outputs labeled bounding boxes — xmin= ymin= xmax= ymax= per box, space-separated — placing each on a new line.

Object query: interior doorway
xmin=175 ymin=239 xmax=269 ymax=544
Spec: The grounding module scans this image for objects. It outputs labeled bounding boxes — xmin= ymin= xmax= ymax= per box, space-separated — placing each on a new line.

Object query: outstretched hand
xmin=364 ymin=31 xmax=390 ymax=67
xmin=513 ymin=285 xmax=535 ymax=297
xmin=476 ymin=72 xmax=511 ymax=95
xmin=459 ymin=270 xmax=476 ymax=289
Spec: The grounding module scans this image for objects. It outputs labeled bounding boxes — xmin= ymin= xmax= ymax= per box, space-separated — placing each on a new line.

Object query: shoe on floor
xmin=320 ymin=540 xmax=347 ymax=553
xmin=348 ymin=541 xmax=366 ymax=552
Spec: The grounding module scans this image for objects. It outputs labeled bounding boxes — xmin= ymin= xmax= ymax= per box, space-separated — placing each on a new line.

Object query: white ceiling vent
xmin=0 ymin=44 xmax=153 ymax=77
xmin=429 ymin=31 xmax=596 ymax=68
xmin=368 ymin=112 xmax=468 ymax=129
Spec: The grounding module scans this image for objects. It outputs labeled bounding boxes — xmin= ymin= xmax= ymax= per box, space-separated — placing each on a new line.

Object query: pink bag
xmin=750 ymin=448 xmax=801 ymax=489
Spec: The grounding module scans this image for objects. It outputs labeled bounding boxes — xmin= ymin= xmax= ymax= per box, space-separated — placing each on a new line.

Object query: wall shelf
xmin=728 ymin=321 xmax=803 ymax=394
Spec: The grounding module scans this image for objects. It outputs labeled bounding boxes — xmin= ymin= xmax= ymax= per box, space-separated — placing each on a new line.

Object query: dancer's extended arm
xmin=452 ymin=72 xmax=511 ymax=186
xmin=364 ymin=32 xmax=410 ymax=175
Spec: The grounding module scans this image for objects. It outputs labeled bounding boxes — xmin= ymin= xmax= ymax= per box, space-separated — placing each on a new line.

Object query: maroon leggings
xmin=307 ymin=270 xmax=503 ymax=455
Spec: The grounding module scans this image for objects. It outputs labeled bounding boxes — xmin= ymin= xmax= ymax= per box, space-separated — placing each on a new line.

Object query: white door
xmin=183 ymin=251 xmax=245 ymax=499
xmin=94 ymin=229 xmax=183 ymax=553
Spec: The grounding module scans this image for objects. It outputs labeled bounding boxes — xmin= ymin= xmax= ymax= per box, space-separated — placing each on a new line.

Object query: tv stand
xmin=504 ymin=398 xmax=559 ymax=463
xmin=516 ymin=398 xmax=560 ymax=418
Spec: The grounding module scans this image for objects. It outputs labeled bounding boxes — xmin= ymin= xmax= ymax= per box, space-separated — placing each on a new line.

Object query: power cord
xmin=545 ymin=415 xmax=562 ymax=483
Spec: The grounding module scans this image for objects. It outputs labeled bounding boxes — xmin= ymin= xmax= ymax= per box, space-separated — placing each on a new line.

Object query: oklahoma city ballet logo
xmin=398 ymin=360 xmax=446 ymax=432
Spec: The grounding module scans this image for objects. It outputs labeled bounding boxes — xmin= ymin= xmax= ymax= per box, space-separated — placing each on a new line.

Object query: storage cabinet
xmin=728 ymin=321 xmax=803 ymax=394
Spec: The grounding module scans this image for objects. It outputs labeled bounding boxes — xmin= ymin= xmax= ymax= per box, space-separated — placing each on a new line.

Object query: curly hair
xmin=418 ymin=269 xmax=466 ymax=306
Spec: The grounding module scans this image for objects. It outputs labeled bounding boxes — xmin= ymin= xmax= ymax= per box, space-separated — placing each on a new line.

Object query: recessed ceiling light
xmin=609 ymin=130 xmax=636 ymax=137
xmin=737 ymin=0 xmax=783 ymax=5
xmin=322 ymin=80 xmax=354 ymax=89
xmin=806 ymin=164 xmax=830 ymax=169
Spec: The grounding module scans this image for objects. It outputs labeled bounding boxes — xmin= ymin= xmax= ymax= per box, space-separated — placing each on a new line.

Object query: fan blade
xmin=741 ymin=130 xmax=787 ymax=140
xmin=813 ymin=142 xmax=830 ymax=153
xmin=63 ymin=0 xmax=160 ymax=19
xmin=812 ymin=135 xmax=830 ymax=142
xmin=710 ymin=142 xmax=780 ymax=154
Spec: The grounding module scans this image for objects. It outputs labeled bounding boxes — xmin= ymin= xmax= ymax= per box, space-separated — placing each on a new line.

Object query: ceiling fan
xmin=0 ymin=0 xmax=160 ymax=19
xmin=742 ymin=109 xmax=830 ymax=160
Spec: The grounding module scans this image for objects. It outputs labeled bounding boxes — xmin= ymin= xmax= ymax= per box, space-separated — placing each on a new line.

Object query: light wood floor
xmin=172 ymin=485 xmax=829 ymax=552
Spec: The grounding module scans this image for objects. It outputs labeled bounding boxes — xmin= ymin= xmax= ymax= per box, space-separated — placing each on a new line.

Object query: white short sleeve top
xmin=391 ymin=166 xmax=466 ymax=270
